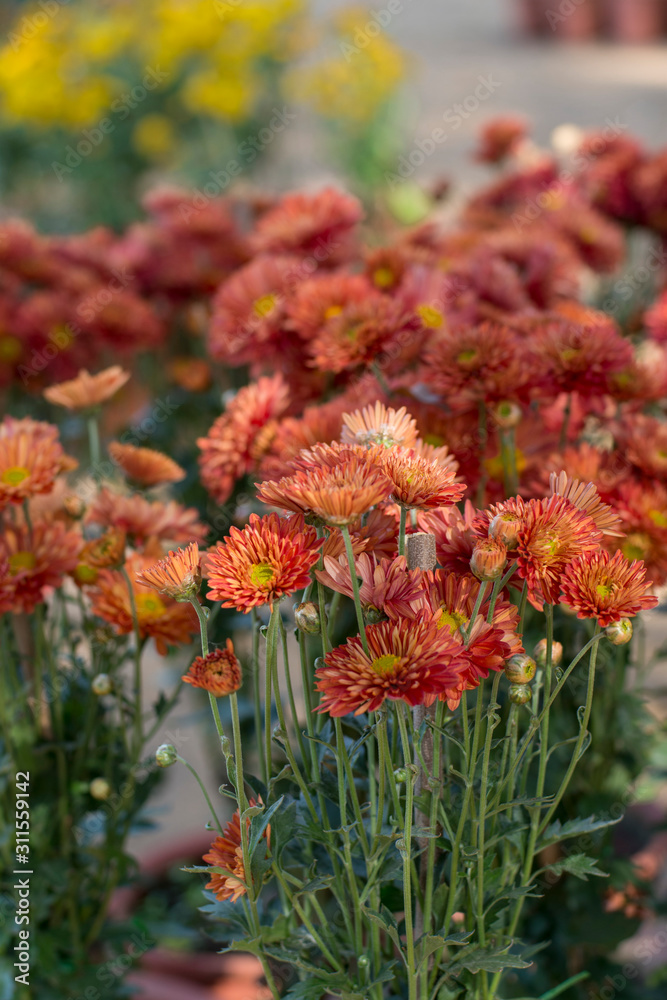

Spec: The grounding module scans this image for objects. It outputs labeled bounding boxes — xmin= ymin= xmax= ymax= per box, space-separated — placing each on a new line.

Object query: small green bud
xmin=509 ymin=683 xmax=532 ymax=706
xmin=504 ymin=654 xmax=536 ymax=685
xmin=155 ymin=743 xmax=178 ymax=768
xmin=89 ymin=778 xmax=111 ymax=800
xmin=393 ymin=767 xmax=409 ymax=783
xmin=294 ymin=601 xmax=321 ymax=634
xmin=605 ymin=618 xmax=633 ymax=645
xmin=91 ymin=673 xmax=112 ymax=696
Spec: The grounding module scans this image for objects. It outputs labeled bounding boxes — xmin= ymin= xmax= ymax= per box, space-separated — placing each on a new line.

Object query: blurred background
xmin=0 ymin=0 xmax=666 ymax=231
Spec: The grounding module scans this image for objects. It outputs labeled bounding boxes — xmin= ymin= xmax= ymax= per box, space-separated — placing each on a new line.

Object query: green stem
xmin=341 ymin=525 xmax=369 ymax=655
xmin=464 ymin=581 xmax=489 ymax=645
xmin=397 ymin=705 xmax=417 ymax=1000
xmin=279 ymin=618 xmax=307 ymax=763
xmin=251 ymin=609 xmax=266 ymax=782
xmin=87 ymin=411 xmax=101 ymax=469
xmin=398 ymin=506 xmax=407 ymax=557
xmin=272 ymin=866 xmax=344 ymax=971
xmin=121 ymin=565 xmax=143 ymax=757
xmin=177 ymin=755 xmax=222 ymax=833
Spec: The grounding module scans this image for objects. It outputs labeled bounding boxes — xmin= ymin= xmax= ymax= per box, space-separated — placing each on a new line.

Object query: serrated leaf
xmin=452 ymin=944 xmax=531 ymax=974
xmin=538 ymin=813 xmax=623 ymax=851
xmin=536 ymin=853 xmax=608 ymax=882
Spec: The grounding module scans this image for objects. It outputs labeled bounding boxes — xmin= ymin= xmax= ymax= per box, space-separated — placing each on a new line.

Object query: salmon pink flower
xmin=182 ymin=639 xmax=242 ymax=697
xmin=560 ymin=549 xmax=658 ymax=626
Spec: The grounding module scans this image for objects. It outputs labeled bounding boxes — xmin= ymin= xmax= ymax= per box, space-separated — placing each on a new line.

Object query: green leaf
xmin=536 ymin=853 xmax=608 ymax=882
xmin=537 ymin=813 xmax=623 ymax=851
xmin=452 ymin=944 xmax=531 ymax=974
xmin=361 ymin=904 xmax=405 ymax=964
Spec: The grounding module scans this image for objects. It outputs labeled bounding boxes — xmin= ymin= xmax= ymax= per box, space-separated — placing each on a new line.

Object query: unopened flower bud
xmin=533 ymin=638 xmax=563 ymax=668
xmin=489 ymin=512 xmax=521 ymax=549
xmin=89 ymin=778 xmax=111 ymax=801
xmin=394 ymin=767 xmax=409 ymax=783
xmin=504 ymin=654 xmax=536 ymax=685
xmin=91 ymin=673 xmax=112 ymax=696
xmin=357 ymin=955 xmax=370 ymax=970
xmin=63 ymin=494 xmax=86 ymax=519
xmin=294 ymin=602 xmax=321 ymax=634
xmin=363 ymin=605 xmax=386 ymax=625
xmin=605 ymin=618 xmax=633 ymax=645
xmin=509 ymin=683 xmax=532 ymax=706
xmin=470 ymin=538 xmax=507 ymax=581
xmin=155 ymin=744 xmax=178 ymax=768
xmin=493 ymin=401 xmax=522 ymax=430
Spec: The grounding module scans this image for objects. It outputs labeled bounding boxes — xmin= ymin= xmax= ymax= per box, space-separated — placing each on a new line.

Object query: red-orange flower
xmin=109 ymin=442 xmax=185 ymax=487
xmin=316 ymin=553 xmax=424 ymax=621
xmin=560 ymin=549 xmax=658 ymax=626
xmin=73 ymin=527 xmax=126 ymax=585
xmin=0 ymin=417 xmax=77 ymax=509
xmin=0 ymin=518 xmax=81 ymax=613
xmin=182 ymin=639 xmax=242 ymax=696
xmin=617 ymin=414 xmax=667 ymax=481
xmin=86 ymin=488 xmax=208 ymax=546
xmin=256 ymin=455 xmax=392 ymax=527
xmin=307 ymin=298 xmax=422 ymax=374
xmin=534 ymin=316 xmax=633 ymax=397
xmin=250 ymin=187 xmax=362 ymax=260
xmin=206 ymin=513 xmax=321 ymax=613
xmin=198 ymin=374 xmax=290 ymax=504
xmin=137 ymin=542 xmax=201 ymax=601
xmin=203 ymin=798 xmax=268 ymax=902
xmin=90 ymin=555 xmax=199 ymax=654
xmin=315 ymin=611 xmax=468 ymax=716
xmin=516 ymin=495 xmax=601 ymax=605
xmin=378 ymin=448 xmax=465 ymax=511
xmin=43 ymin=365 xmax=130 ymax=410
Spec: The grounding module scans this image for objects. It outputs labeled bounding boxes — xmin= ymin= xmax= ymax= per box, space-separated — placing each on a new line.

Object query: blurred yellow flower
xmin=132 ymin=114 xmax=177 ymax=159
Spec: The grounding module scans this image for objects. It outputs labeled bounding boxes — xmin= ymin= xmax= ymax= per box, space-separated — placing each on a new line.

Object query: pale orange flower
xmin=136 ymin=542 xmax=201 ymax=601
xmin=90 ymin=554 xmax=199 ymax=654
xmin=109 ymin=442 xmax=185 ymax=487
xmin=378 ymin=448 xmax=465 ymax=511
xmin=0 ymin=417 xmax=77 ymax=510
xmin=341 ymin=402 xmax=418 ymax=450
xmin=560 ymin=549 xmax=658 ymax=626
xmin=549 ymin=470 xmax=623 ymax=538
xmin=43 ymin=366 xmax=130 ymax=411
xmin=73 ymin=528 xmax=126 ymax=585
xmin=316 ymin=552 xmax=425 ymax=621
xmin=86 ymin=487 xmax=208 ymax=546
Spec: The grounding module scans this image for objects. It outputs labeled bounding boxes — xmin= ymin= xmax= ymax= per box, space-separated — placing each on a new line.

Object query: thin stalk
xmin=272 ymin=866 xmax=344 ymax=971
xmin=475 ymin=400 xmax=488 ymax=508
xmin=499 ymin=426 xmax=519 ymax=497
xmin=559 ymin=392 xmax=572 ymax=450
xmin=251 ymin=609 xmax=266 ymax=782
xmin=121 ymin=565 xmax=143 ymax=756
xmin=87 ymin=411 xmax=101 ymax=468
xmin=464 ymin=581 xmax=489 ymax=644
xmin=279 ymin=618 xmax=307 ymax=763
xmin=396 ymin=705 xmax=418 ymax=1000
xmin=177 ymin=755 xmax=222 ymax=833
xmin=398 ymin=506 xmax=407 ymax=557
xmin=341 ymin=525 xmax=369 ymax=655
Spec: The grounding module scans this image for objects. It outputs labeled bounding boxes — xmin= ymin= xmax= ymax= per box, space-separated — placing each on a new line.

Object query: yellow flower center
xmin=324 ymin=304 xmax=343 ymax=319
xmin=52 ymin=324 xmax=74 ymax=350
xmin=373 ymin=267 xmax=394 ymax=289
xmin=250 ymin=562 xmax=276 ymax=589
xmin=622 ymin=535 xmax=649 ymax=561
xmin=595 ymin=582 xmax=614 ymax=598
xmin=75 ymin=564 xmax=98 ymax=585
xmin=9 ymin=551 xmax=36 ymax=574
xmin=370 ymin=653 xmax=400 ymax=675
xmin=436 ymin=608 xmax=468 ymax=635
xmin=417 ymin=304 xmax=444 ymax=328
xmin=2 ymin=466 xmax=30 ymax=486
xmin=135 ymin=593 xmax=166 ymax=616
xmin=649 ymin=509 xmax=667 ymax=528
xmin=457 ymin=349 xmax=478 ymax=364
xmin=560 ymin=347 xmax=580 ymax=362
xmin=0 ymin=335 xmax=21 ymax=362
xmin=423 ymin=433 xmax=444 ymax=447
xmin=253 ymin=294 xmax=277 ymax=318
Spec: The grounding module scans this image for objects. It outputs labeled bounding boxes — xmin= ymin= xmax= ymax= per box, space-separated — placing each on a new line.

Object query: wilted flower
xmin=182 ymin=640 xmax=242 ymax=697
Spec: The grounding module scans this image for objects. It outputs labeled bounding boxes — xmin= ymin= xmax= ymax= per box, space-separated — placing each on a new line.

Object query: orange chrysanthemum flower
xmin=0 ymin=519 xmax=81 ymax=614
xmin=341 ymin=402 xmax=419 ymax=450
xmin=90 ymin=555 xmax=199 ymax=654
xmin=203 ymin=798 xmax=268 ymax=902
xmin=516 ymin=495 xmax=601 ymax=605
xmin=316 ymin=553 xmax=425 ymax=622
xmin=378 ymin=448 xmax=465 ymax=511
xmin=137 ymin=542 xmax=201 ymax=601
xmin=206 ymin=513 xmax=322 ymax=613
xmin=73 ymin=527 xmax=126 ymax=585
xmin=534 ymin=316 xmax=633 ymax=397
xmin=109 ymin=442 xmax=185 ymax=487
xmin=257 ymin=455 xmax=392 ymax=527
xmin=198 ymin=374 xmax=291 ymax=504
xmin=0 ymin=417 xmax=77 ymax=510
xmin=307 ymin=298 xmax=422 ymax=374
xmin=285 ymin=272 xmax=372 ymax=341
xmin=250 ymin=187 xmax=362 ymax=260
xmin=182 ymin=639 xmax=242 ymax=697
xmin=618 ymin=414 xmax=667 ymax=481
xmin=560 ymin=549 xmax=658 ymax=627
xmin=549 ymin=470 xmax=623 ymax=537
xmin=86 ymin=487 xmax=208 ymax=546
xmin=43 ymin=366 xmax=130 ymax=411
xmin=315 ymin=611 xmax=468 ymax=716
